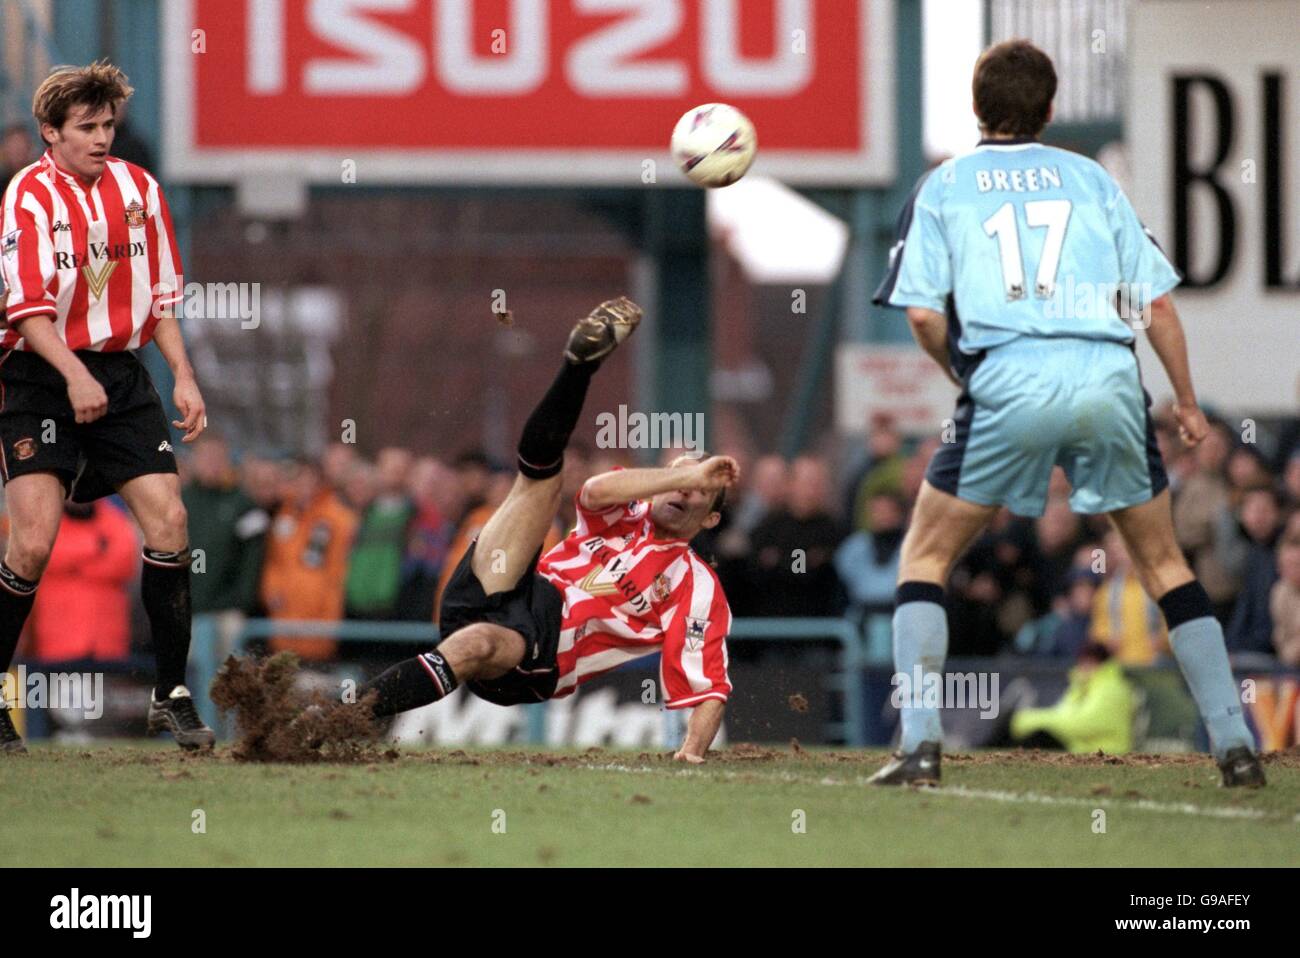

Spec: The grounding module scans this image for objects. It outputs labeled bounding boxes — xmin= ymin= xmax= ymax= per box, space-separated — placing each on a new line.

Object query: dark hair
xmin=972 ymin=40 xmax=1057 ymax=137
xmin=1077 ymin=641 xmax=1112 ymax=665
xmin=33 ymin=60 xmax=134 ymax=144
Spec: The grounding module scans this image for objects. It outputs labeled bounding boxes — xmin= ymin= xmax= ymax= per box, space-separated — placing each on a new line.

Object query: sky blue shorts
xmin=926 ymin=337 xmax=1168 ymax=517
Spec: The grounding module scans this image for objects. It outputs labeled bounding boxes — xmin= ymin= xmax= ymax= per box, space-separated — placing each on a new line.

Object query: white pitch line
xmin=573 ymin=763 xmax=1300 ymax=825
xmin=933 ymin=784 xmax=1295 ymax=823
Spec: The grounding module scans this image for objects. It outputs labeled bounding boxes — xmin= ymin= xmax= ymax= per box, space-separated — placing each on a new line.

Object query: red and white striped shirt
xmin=539 ymin=485 xmax=732 ymax=709
xmin=0 ymin=150 xmax=183 ymax=351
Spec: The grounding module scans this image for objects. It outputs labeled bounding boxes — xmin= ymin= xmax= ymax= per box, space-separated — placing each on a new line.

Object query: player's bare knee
xmin=6 ymin=530 xmax=56 ymax=579
xmin=442 ymin=623 xmax=501 ymax=670
xmin=165 ymin=499 xmax=189 ymax=536
xmin=145 ymin=500 xmax=189 ymax=552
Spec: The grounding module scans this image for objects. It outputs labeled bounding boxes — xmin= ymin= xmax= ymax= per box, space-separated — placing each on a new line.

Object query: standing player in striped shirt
xmin=360 ymin=298 xmax=738 ymax=762
xmin=0 ymin=63 xmax=213 ymax=752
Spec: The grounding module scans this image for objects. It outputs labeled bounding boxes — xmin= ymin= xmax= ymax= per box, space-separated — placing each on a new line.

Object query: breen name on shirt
xmin=974 ymin=166 xmax=1063 ymax=194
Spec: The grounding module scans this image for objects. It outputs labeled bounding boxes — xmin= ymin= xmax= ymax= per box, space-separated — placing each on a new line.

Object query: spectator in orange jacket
xmin=261 ymin=458 xmax=358 ymax=661
xmin=26 ymin=501 xmax=140 ymax=662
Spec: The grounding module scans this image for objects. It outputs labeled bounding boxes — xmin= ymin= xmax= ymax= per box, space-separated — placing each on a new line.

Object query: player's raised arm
xmin=579 ymin=456 xmax=739 ymax=511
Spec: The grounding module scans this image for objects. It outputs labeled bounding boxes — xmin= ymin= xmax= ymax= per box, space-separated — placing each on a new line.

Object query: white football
xmin=671 ymin=103 xmax=757 ymax=188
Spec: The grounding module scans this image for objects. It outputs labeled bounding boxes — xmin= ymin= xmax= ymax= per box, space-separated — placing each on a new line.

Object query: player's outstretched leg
xmin=869 ymin=482 xmax=997 ymax=786
xmin=361 ymin=622 xmax=526 ymax=717
xmin=474 ymin=296 xmax=642 ymax=595
xmin=1109 ymin=492 xmax=1264 ymax=787
xmin=359 ymin=297 xmax=642 ymax=720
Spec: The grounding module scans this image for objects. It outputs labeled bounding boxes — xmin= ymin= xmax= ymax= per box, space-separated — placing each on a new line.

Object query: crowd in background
xmin=6 ymin=122 xmax=1296 ymax=674
xmin=3 ymin=400 xmax=1299 ymax=673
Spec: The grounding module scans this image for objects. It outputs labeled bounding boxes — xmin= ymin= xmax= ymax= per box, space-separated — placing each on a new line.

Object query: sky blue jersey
xmin=873 ymin=139 xmax=1181 ymax=371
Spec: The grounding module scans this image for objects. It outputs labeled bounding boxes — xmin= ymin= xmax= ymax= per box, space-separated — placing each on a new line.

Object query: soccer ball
xmin=670 ymin=103 xmax=757 ymax=188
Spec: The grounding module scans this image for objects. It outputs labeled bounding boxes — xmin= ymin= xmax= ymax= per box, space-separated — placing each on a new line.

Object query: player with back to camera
xmin=358 ymin=298 xmax=738 ymax=762
xmin=869 ymin=40 xmax=1264 ymax=787
xmin=0 ymin=62 xmax=213 ymax=753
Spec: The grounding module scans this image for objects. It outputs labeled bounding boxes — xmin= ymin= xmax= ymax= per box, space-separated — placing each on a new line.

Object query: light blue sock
xmin=1169 ymin=616 xmax=1254 ymax=758
xmin=893 ymin=600 xmax=947 ymax=753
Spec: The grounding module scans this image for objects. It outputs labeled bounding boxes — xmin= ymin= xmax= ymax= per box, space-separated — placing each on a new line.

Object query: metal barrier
xmin=190 ymin=615 xmax=868 ymax=746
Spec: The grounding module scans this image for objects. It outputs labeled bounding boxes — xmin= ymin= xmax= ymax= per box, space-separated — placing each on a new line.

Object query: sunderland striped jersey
xmin=0 ymin=151 xmax=183 ymax=351
xmin=538 ymin=484 xmax=732 ymax=709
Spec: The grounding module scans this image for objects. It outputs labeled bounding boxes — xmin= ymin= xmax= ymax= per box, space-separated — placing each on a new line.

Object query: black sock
xmin=516 ymin=360 xmax=597 ymax=479
xmin=141 ymin=547 xmax=193 ymax=695
xmin=360 ymin=652 xmax=459 ymax=718
xmin=895 ymin=581 xmax=945 ymax=607
xmin=1157 ymin=580 xmax=1213 ymax=630
xmin=0 ymin=562 xmax=39 ymax=675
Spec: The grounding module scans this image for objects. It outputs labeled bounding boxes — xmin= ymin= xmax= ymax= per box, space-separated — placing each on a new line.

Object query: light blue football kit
xmin=873 ymin=139 xmax=1182 ymax=517
xmin=873 ymin=139 xmax=1256 ymax=764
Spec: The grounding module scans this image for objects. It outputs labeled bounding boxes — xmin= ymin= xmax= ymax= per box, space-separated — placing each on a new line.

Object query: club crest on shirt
xmin=685 ymin=617 xmax=709 ymax=651
xmin=13 ymin=438 xmax=36 ymax=460
xmin=124 ymin=200 xmax=147 ymax=229
xmin=652 ymin=573 xmax=671 ymax=603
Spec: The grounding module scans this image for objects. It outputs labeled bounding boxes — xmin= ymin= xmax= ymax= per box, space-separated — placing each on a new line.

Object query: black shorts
xmin=0 ymin=349 xmax=178 ymax=503
xmin=438 ymin=540 xmax=564 ymax=706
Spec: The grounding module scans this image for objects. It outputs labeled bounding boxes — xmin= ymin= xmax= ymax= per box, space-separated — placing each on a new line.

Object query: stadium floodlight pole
xmin=643 ymin=189 xmax=711 ymax=465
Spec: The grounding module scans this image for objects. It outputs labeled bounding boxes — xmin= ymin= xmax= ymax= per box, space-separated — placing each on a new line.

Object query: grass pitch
xmin=2 ymin=743 xmax=1296 ymax=867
